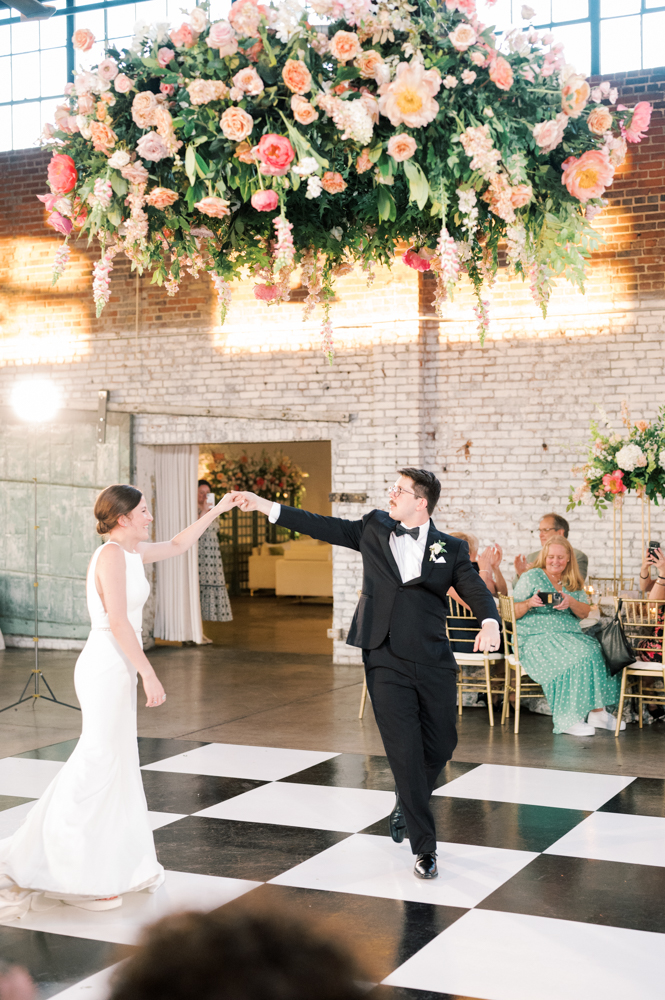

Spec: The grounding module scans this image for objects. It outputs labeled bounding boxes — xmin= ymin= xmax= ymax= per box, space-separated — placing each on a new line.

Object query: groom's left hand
xmin=473 ymin=620 xmax=501 ymax=653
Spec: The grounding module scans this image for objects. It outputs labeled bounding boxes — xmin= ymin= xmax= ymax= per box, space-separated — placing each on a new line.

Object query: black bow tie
xmin=394 ymin=524 xmax=420 ymax=540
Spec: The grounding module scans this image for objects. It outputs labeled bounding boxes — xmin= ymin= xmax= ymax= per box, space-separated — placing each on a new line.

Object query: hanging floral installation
xmin=568 ymin=402 xmax=665 ymax=514
xmin=200 ymin=449 xmax=308 ymax=504
xmin=39 ymin=0 xmax=652 ymax=361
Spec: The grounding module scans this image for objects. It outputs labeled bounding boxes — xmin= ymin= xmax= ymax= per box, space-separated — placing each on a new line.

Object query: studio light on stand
xmin=0 ymin=379 xmax=80 ymax=714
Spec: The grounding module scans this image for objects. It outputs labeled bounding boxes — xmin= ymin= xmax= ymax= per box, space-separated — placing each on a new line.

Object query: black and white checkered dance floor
xmin=1 ymin=737 xmax=665 ymax=999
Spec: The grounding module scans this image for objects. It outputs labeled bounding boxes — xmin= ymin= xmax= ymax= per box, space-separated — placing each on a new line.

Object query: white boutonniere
xmin=429 ymin=540 xmax=447 ymax=562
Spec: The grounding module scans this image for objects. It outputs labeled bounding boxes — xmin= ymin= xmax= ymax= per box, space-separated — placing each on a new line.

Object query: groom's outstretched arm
xmin=231 ymin=492 xmax=363 ymax=551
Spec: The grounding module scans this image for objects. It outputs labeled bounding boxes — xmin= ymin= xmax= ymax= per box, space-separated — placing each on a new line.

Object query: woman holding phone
xmin=512 ymin=536 xmax=622 ymax=737
xmin=197 ymin=480 xmax=233 ymax=635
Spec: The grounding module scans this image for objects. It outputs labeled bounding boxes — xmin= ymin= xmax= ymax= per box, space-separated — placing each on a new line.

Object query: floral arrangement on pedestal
xmin=568 ymin=403 xmax=665 ymax=514
xmin=40 ymin=0 xmax=652 ymax=360
xmin=201 ymin=448 xmax=308 ymax=504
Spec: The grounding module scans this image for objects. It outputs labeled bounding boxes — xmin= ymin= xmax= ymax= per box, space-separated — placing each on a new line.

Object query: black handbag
xmin=584 ymin=599 xmax=636 ymax=676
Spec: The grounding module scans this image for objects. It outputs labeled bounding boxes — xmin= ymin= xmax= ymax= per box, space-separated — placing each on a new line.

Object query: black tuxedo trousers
xmin=365 ymin=639 xmax=457 ymax=854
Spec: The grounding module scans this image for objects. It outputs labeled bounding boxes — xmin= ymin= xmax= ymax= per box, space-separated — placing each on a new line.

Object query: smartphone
xmin=537 ymin=591 xmax=564 ymax=607
xmin=648 ymin=540 xmax=661 ymax=558
xmin=206 ymin=492 xmax=215 ymax=508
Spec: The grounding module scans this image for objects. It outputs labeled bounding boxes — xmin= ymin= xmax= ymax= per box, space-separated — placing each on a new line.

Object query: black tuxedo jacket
xmin=275 ymin=506 xmax=500 ymax=668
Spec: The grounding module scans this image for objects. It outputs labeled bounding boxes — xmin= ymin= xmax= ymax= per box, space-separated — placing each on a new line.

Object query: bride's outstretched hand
xmin=212 ymin=492 xmax=240 ymax=515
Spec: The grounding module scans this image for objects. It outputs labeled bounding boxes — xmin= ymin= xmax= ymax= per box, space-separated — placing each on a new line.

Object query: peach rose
xmin=469 ymin=49 xmax=486 ymax=66
xmin=232 ymin=66 xmax=264 ymax=96
xmin=356 ymin=148 xmax=373 ymax=174
xmin=256 ymin=133 xmax=294 ymax=176
xmin=153 ymin=106 xmax=174 ymax=138
xmin=132 ymin=91 xmax=157 ymax=129
xmin=194 ymin=196 xmax=231 ymax=218
xmin=48 ymin=154 xmax=78 ymax=194
xmin=510 ymin=183 xmax=532 ymax=208
xmin=188 ymin=79 xmax=218 ymax=105
xmin=561 ymin=149 xmax=614 ymax=202
xmin=561 ymin=74 xmax=590 ymax=118
xmin=387 ymin=133 xmax=417 ymax=161
xmin=291 ymin=95 xmax=319 ymax=125
xmin=220 ymin=106 xmax=254 ymax=141
xmin=90 ymin=121 xmax=117 ymax=151
xmin=114 ymin=74 xmax=134 ymax=94
xmin=147 ymin=187 xmax=179 ymax=209
xmin=97 ymin=58 xmax=118 ymax=82
xmin=228 ymin=0 xmax=267 ymax=38
xmin=251 ymin=189 xmax=279 ymax=211
xmin=190 ymin=6 xmax=207 ymax=32
xmin=282 ymin=59 xmax=311 ymax=95
xmin=321 ymin=171 xmax=347 ymax=194
xmin=587 ymin=106 xmax=613 ymax=135
xmin=121 ymin=161 xmax=149 ymax=186
xmin=379 ymin=62 xmax=439 ymax=128
xmin=532 ymin=111 xmax=567 ymax=152
xmin=95 ymin=100 xmax=108 ymax=121
xmin=72 ymin=28 xmax=94 ymax=52
xmin=489 ymin=55 xmax=513 ymax=91
xmin=329 ymin=30 xmax=361 ymax=63
xmin=207 ymin=20 xmax=238 ymax=56
xmin=234 ymin=140 xmax=256 ymax=163
xmin=170 ymin=23 xmax=198 ymax=48
xmin=157 ymin=47 xmax=175 ymax=67
xmin=77 ymin=94 xmax=95 ymax=114
xmin=356 ymin=49 xmax=384 ymax=79
xmin=448 ymin=23 xmax=476 ymax=52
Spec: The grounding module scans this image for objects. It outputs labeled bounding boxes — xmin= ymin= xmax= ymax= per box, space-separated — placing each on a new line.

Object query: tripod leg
xmin=39 ymin=673 xmax=81 ymax=712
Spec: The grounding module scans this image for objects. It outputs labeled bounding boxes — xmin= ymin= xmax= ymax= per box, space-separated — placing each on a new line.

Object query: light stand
xmin=0 ymin=382 xmax=80 ymax=714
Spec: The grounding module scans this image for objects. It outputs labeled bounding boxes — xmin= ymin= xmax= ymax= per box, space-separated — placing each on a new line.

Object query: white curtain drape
xmin=154 ymin=445 xmax=203 ymax=643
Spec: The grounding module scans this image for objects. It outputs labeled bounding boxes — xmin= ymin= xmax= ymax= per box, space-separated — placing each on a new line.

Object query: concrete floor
xmin=1 ymin=596 xmax=664 ymax=777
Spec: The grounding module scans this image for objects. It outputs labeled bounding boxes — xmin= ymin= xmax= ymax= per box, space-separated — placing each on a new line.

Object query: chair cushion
xmin=453 ymin=652 xmax=504 ymax=664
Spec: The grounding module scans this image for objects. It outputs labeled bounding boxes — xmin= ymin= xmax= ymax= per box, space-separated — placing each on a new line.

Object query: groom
xmin=232 ymin=469 xmax=501 ymax=879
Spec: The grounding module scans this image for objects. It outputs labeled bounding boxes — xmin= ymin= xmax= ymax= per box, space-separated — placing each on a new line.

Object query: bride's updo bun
xmin=94 ymin=484 xmax=142 ymax=535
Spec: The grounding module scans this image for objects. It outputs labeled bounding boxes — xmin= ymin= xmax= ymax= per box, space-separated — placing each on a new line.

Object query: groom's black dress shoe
xmin=414 ymin=852 xmax=438 ymax=879
xmin=389 ymin=794 xmax=407 ymax=843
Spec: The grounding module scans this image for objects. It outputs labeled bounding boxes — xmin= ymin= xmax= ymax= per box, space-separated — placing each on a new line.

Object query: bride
xmin=0 ymin=483 xmax=236 ymax=919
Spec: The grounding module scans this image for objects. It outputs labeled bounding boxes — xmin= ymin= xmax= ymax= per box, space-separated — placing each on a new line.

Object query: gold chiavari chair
xmin=614 ymin=597 xmax=665 ymax=737
xmin=446 ymin=598 xmax=504 ymax=727
xmin=588 ymin=576 xmax=635 ymax=598
xmin=498 ymin=594 xmax=545 ymax=735
xmin=358 ymin=676 xmax=368 ymax=718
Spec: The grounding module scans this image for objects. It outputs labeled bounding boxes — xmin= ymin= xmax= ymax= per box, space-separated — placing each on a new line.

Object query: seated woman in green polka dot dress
xmin=512 ymin=536 xmax=624 ymax=737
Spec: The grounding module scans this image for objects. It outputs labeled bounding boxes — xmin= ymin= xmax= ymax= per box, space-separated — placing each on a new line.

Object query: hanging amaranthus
xmin=210 ymin=272 xmax=232 ymax=324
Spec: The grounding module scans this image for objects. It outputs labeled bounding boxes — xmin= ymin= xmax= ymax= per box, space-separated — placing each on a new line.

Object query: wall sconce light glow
xmin=11 ymin=380 xmax=61 ymax=423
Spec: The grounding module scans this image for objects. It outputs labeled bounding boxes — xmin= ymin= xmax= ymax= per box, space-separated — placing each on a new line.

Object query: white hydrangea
xmin=306 ymin=175 xmax=323 ymax=199
xmin=335 ymin=99 xmax=374 ymax=146
xmin=293 ymin=157 xmax=319 ymax=177
xmin=615 ymin=443 xmax=645 ymax=472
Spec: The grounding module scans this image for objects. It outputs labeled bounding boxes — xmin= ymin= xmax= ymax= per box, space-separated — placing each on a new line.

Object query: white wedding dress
xmin=0 ymin=542 xmax=164 ymax=920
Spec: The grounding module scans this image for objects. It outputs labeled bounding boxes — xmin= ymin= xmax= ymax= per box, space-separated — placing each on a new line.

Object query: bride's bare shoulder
xmin=96 ymin=542 xmax=126 ymax=572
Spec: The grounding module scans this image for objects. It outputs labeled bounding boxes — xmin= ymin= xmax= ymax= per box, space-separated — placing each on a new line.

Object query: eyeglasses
xmin=388 ymin=485 xmax=418 ymax=498
xmin=539 ymin=527 xmax=556 ymax=535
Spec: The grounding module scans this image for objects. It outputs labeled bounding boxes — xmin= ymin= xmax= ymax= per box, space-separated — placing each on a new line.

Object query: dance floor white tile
xmin=0 ymin=870 xmax=261 ymax=945
xmin=195 ymin=781 xmax=394 ymax=832
xmin=141 ymin=743 xmax=339 ymax=781
xmin=0 ymin=758 xmax=63 ymax=798
xmin=53 ymin=963 xmax=122 ymax=998
xmin=545 ymin=811 xmax=665 ymax=867
xmin=0 ymin=801 xmax=35 ymax=838
xmin=147 ymin=811 xmax=187 ymax=831
xmin=434 ymin=763 xmax=635 ymax=811
xmin=270 ymin=833 xmax=537 ymax=907
xmin=383 ymin=909 xmax=665 ymax=1000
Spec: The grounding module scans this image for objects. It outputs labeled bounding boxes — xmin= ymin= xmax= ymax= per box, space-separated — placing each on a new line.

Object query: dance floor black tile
xmin=368 ymin=987 xmax=471 ymax=1000
xmin=360 ymin=797 xmax=589 ymax=853
xmin=0 ymin=794 xmax=35 ymax=811
xmin=152 ymin=815 xmax=349 ymax=881
xmin=137 ymin=736 xmax=210 ymax=766
xmin=283 ymin=756 xmax=479 ymax=791
xmin=15 ymin=739 xmax=79 ymax=762
xmin=218 ymin=883 xmax=465 ymax=980
xmin=477 ymin=853 xmax=665 ymax=933
xmin=141 ymin=770 xmax=266 ymax=814
xmin=0 ymin=925 xmax=122 ymax=999
xmin=597 ymin=776 xmax=665 ymax=817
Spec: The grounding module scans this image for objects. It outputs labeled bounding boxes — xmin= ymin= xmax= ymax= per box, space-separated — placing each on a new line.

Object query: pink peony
xmin=561 ymin=149 xmax=614 ymax=203
xmin=379 ymin=62 xmax=440 ymax=129
xmin=97 ymin=57 xmax=118 ymax=81
xmin=256 ymin=134 xmax=295 ymax=176
xmin=207 ymin=20 xmax=238 ymax=56
xmin=622 ymin=101 xmax=652 ymax=143
xmin=194 ymin=196 xmax=231 ymax=218
xmin=489 ymin=55 xmax=513 ymax=91
xmin=157 ymin=47 xmax=175 ymax=67
xmin=254 ymin=283 xmax=281 ymax=300
xmin=403 ymin=247 xmax=432 ymax=271
xmin=228 ymin=0 xmax=267 ymax=38
xmin=46 ymin=211 xmax=73 ymax=235
xmin=232 ymin=66 xmax=264 ymax=96
xmin=114 ymin=74 xmax=134 ymax=94
xmin=48 ymin=153 xmax=78 ymax=194
xmin=251 ymin=189 xmax=279 ymax=211
xmin=387 ymin=134 xmax=417 ymax=161
xmin=170 ymin=23 xmax=197 ymax=48
xmin=136 ymin=131 xmax=170 ymax=161
xmin=448 ymin=23 xmax=476 ymax=52
xmin=72 ymin=28 xmax=94 ymax=51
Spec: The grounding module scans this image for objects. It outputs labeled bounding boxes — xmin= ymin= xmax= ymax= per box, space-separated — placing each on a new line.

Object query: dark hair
xmin=198 ymin=480 xmax=213 ymax=490
xmin=94 ymin=484 xmax=142 ymax=536
xmin=398 ymin=468 xmax=441 ymax=515
xmin=108 ymin=909 xmax=365 ymax=1000
xmin=542 ymin=512 xmax=569 ymax=538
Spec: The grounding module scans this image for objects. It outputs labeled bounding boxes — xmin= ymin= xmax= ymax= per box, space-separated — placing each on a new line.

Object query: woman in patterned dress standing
xmin=198 ymin=480 xmax=233 ymax=635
